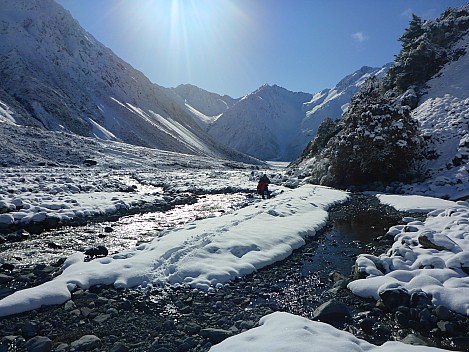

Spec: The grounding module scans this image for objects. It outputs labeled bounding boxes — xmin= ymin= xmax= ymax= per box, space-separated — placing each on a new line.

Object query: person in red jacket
xmin=257 ymin=174 xmax=271 ymax=199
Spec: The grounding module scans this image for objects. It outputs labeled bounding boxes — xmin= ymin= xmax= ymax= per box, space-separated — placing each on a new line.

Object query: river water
xmin=2 ymin=190 xmax=446 ymax=352
xmin=0 ymin=192 xmax=250 ymax=267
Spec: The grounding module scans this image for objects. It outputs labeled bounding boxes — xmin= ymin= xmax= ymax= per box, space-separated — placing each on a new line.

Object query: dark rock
xmin=0 ymin=273 xmax=13 ymax=284
xmin=1 ymin=263 xmax=15 ymax=271
xmin=121 ymin=300 xmax=132 ymax=311
xmin=176 ymin=337 xmax=197 ymax=352
xmin=0 ymin=286 xmax=15 ymax=299
xmin=418 ymin=233 xmax=450 ymax=251
xmin=199 ymin=328 xmax=232 ymax=344
xmin=6 ymin=230 xmax=30 ymax=242
xmin=379 ymin=287 xmax=410 ymax=311
xmin=84 ymin=245 xmax=108 ymax=257
xmin=359 ymin=317 xmax=376 ymax=334
xmin=110 ymin=342 xmax=129 ymax=352
xmin=183 ymin=323 xmax=201 ymax=335
xmin=329 ymin=271 xmax=346 ymax=282
xmin=410 ymin=291 xmax=432 ymax=308
xmin=451 ymin=337 xmax=469 ymax=350
xmin=21 ymin=322 xmax=39 ymax=339
xmin=70 ymin=335 xmax=101 ymax=351
xmin=24 ymin=336 xmax=52 ymax=352
xmin=394 ymin=311 xmax=410 ymax=327
xmin=45 ymin=216 xmax=60 ymax=229
xmin=312 ymin=299 xmax=350 ymax=323
xmin=434 ymin=305 xmax=452 ymax=321
xmin=372 ymin=324 xmax=392 ymax=342
xmin=46 ymin=242 xmax=61 ymax=249
xmin=93 ymin=314 xmax=111 ymax=324
xmin=104 ymin=226 xmax=114 ymax=233
xmin=53 ymin=343 xmax=69 ymax=351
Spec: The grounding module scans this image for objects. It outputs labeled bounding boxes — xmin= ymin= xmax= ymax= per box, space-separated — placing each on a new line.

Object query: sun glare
xmin=112 ymin=0 xmax=260 ymax=95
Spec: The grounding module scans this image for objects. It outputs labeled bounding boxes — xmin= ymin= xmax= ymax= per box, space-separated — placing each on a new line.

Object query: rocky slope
xmin=171 ymin=84 xmax=240 ymax=128
xmin=0 ymin=0 xmax=253 ymax=162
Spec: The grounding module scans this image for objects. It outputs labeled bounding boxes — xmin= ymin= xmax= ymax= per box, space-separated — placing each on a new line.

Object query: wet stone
xmin=24 ymin=336 xmax=52 ymax=352
xmin=378 ymin=287 xmax=410 ymax=311
xmin=70 ymin=335 xmax=101 ymax=351
xmin=434 ymin=305 xmax=452 ymax=321
xmin=312 ymin=299 xmax=350 ymax=323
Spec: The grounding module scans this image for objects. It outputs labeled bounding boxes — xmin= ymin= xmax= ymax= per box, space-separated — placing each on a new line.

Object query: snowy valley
xmin=0 ymin=1 xmax=469 ymax=352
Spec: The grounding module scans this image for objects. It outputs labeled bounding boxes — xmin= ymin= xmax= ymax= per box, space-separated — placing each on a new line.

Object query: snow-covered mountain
xmin=171 ymin=84 xmax=239 ymax=128
xmin=207 ymin=66 xmax=387 ymax=161
xmin=293 ymin=65 xmax=390 ymax=155
xmin=0 ymin=0 xmax=255 ymax=163
xmin=208 ymin=84 xmax=312 ymax=161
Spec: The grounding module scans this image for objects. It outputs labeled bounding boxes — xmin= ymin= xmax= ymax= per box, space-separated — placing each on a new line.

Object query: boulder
xmin=378 ymin=286 xmax=410 ymax=311
xmin=70 ymin=335 xmax=101 ymax=351
xmin=312 ymin=299 xmax=350 ymax=323
xmin=418 ymin=231 xmax=462 ymax=252
xmin=199 ymin=328 xmax=232 ymax=344
xmin=24 ymin=336 xmax=52 ymax=352
xmin=84 ymin=245 xmax=108 ymax=257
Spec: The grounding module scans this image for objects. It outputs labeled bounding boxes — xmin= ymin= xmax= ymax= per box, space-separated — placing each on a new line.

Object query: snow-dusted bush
xmin=307 ymin=77 xmax=422 ymax=188
xmin=383 ymin=6 xmax=469 ymax=96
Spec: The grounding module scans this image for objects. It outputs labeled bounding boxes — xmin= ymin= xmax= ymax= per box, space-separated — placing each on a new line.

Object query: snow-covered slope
xmin=208 ymin=84 xmax=312 ymax=161
xmin=171 ymin=84 xmax=239 ymax=128
xmin=207 ymin=67 xmax=387 ymax=161
xmin=293 ymin=65 xmax=390 ymax=154
xmin=0 ymin=0 xmax=252 ymax=162
xmin=401 ymin=33 xmax=469 ymax=200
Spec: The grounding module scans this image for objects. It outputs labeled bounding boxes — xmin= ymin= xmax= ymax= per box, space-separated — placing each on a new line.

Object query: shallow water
xmin=0 ymin=193 xmax=250 ymax=267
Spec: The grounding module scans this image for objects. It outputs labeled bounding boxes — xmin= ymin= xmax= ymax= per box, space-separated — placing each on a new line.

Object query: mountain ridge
xmin=201 ymin=66 xmax=388 ymax=161
xmin=0 ymin=0 xmax=258 ymax=163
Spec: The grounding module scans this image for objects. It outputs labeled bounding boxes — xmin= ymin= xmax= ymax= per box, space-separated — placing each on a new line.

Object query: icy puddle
xmin=0 ymin=193 xmax=251 ymax=267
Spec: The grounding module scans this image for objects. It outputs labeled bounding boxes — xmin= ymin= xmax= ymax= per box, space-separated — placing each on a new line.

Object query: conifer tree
xmin=325 ymin=77 xmax=421 ymax=187
xmin=399 ymin=14 xmax=424 ymax=49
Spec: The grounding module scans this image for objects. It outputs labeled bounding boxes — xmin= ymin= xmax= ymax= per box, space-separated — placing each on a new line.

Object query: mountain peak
xmin=0 ymin=0 xmax=256 ymax=163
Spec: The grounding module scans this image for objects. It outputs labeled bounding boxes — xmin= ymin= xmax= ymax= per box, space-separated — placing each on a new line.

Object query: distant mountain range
xmin=175 ymin=67 xmax=389 ymax=161
xmin=0 ymin=0 xmax=255 ymax=163
xmin=0 ymin=0 xmax=394 ymax=163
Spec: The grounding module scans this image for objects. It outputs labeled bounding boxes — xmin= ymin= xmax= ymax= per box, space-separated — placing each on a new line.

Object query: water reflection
xmin=0 ymin=193 xmax=250 ymax=267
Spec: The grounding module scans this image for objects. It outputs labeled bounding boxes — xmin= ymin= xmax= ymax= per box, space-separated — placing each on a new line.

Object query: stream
xmin=1 ymin=191 xmax=465 ymax=352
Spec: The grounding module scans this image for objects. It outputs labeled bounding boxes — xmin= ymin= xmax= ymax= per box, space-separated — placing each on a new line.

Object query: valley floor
xmin=0 ymin=159 xmax=468 ymax=351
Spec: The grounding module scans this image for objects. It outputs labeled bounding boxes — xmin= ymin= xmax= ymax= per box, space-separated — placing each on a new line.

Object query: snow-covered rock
xmin=348 ymin=196 xmax=469 ymax=316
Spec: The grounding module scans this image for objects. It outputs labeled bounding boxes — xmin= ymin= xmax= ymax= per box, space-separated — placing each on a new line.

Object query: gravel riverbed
xmin=1 ymin=193 xmax=468 ymax=352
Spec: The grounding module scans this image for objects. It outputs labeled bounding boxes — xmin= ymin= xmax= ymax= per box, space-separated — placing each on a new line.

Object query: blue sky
xmin=56 ymin=0 xmax=468 ymax=98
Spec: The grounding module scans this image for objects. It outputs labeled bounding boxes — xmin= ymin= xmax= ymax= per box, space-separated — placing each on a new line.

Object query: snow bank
xmin=209 ymin=312 xmax=444 ymax=352
xmin=375 ymin=193 xmax=460 ymax=212
xmin=349 ymin=195 xmax=469 ymax=315
xmin=0 ymin=185 xmax=347 ymax=317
